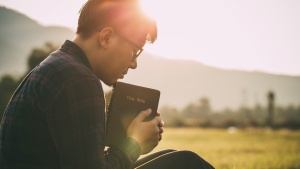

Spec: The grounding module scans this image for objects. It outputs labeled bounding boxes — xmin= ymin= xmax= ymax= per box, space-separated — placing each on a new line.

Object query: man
xmin=0 ymin=0 xmax=214 ymax=168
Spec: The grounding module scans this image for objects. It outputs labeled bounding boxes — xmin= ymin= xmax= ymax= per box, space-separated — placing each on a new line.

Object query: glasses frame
xmin=114 ymin=31 xmax=144 ymax=62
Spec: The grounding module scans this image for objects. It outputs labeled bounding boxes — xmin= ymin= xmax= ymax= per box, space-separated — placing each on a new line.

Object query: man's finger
xmin=134 ymin=109 xmax=152 ymax=122
xmin=158 ymin=120 xmax=164 ymax=127
xmin=159 ymin=127 xmax=164 ymax=134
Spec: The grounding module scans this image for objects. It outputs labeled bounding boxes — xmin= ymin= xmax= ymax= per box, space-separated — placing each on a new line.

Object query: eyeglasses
xmin=115 ymin=32 xmax=144 ymax=62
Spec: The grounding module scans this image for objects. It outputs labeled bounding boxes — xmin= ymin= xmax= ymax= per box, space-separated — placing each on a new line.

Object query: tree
xmin=266 ymin=91 xmax=275 ymax=127
xmin=183 ymin=97 xmax=211 ymax=118
xmin=27 ymin=42 xmax=57 ymax=73
xmin=0 ymin=75 xmax=18 ymax=118
xmin=198 ymin=97 xmax=211 ymax=115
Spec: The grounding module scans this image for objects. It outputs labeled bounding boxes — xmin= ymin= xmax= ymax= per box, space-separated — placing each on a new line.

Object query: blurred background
xmin=0 ymin=0 xmax=300 ymax=168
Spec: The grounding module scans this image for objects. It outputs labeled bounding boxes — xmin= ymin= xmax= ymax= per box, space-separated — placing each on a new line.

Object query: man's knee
xmin=176 ymin=150 xmax=214 ymax=169
xmin=178 ymin=150 xmax=199 ymax=158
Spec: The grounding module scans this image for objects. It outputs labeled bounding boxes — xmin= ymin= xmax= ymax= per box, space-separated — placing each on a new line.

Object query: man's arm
xmin=44 ymin=75 xmax=140 ymax=169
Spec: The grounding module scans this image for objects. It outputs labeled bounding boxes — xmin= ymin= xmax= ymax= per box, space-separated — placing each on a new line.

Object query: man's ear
xmin=98 ymin=27 xmax=114 ymax=49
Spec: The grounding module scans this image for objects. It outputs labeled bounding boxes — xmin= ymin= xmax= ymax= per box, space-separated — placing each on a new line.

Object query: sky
xmin=1 ymin=0 xmax=300 ymax=76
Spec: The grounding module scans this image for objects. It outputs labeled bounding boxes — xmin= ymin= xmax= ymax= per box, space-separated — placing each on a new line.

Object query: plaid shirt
xmin=0 ymin=40 xmax=141 ymax=169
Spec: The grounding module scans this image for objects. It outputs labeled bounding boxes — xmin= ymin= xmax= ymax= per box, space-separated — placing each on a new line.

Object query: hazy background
xmin=1 ymin=0 xmax=300 ymax=76
xmin=0 ymin=0 xmax=300 ymax=128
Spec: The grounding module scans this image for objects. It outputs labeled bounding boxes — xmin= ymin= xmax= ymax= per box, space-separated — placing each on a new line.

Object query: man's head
xmin=75 ymin=0 xmax=157 ymax=86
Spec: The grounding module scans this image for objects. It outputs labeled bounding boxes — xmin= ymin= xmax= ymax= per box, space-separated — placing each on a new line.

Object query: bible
xmin=105 ymin=81 xmax=160 ymax=148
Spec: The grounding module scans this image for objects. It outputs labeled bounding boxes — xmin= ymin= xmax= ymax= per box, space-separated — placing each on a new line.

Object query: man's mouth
xmin=120 ymin=73 xmax=127 ymax=79
xmin=120 ymin=70 xmax=128 ymax=79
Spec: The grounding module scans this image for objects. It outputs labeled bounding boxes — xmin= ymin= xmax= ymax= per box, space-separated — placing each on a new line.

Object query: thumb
xmin=134 ymin=109 xmax=152 ymax=122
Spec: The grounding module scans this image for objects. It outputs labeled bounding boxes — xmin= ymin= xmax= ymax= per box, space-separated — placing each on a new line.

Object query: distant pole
xmin=266 ymin=91 xmax=275 ymax=127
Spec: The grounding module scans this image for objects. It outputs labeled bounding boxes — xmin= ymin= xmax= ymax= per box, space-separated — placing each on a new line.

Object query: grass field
xmin=146 ymin=128 xmax=300 ymax=169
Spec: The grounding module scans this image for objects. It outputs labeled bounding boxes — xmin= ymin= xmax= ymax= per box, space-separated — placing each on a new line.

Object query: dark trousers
xmin=132 ymin=149 xmax=214 ymax=169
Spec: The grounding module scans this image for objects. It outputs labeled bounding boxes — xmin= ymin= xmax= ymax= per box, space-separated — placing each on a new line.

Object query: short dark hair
xmin=76 ymin=0 xmax=157 ymax=43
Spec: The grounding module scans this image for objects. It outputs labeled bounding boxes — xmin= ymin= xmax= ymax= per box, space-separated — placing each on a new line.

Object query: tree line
xmin=159 ymin=95 xmax=300 ymax=129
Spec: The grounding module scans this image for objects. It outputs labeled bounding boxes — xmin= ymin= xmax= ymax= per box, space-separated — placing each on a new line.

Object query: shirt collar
xmin=59 ymin=40 xmax=93 ymax=71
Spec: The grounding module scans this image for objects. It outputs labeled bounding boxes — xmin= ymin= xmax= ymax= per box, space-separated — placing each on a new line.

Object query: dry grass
xmin=146 ymin=128 xmax=300 ymax=169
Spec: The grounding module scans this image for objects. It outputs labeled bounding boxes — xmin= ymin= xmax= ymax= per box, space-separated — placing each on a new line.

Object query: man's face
xmin=94 ymin=29 xmax=145 ymax=86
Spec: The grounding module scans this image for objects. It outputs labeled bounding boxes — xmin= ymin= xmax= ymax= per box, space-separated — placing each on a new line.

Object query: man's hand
xmin=127 ymin=109 xmax=164 ymax=154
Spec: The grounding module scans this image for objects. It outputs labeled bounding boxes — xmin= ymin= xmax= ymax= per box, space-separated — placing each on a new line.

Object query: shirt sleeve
xmin=44 ymin=75 xmax=141 ymax=169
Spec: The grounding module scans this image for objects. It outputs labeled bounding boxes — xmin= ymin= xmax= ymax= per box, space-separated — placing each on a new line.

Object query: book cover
xmin=105 ymin=81 xmax=160 ymax=148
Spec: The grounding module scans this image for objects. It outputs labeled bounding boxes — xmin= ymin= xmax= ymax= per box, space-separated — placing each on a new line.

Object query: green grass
xmin=146 ymin=128 xmax=300 ymax=169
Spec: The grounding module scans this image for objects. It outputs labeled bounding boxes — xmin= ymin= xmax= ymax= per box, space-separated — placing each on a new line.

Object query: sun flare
xmin=139 ymin=0 xmax=161 ymax=20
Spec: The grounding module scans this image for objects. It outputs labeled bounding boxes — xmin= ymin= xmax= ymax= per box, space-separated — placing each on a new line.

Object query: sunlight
xmin=139 ymin=0 xmax=161 ymax=20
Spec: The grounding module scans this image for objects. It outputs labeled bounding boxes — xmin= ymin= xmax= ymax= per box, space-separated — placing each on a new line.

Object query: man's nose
xmin=129 ymin=59 xmax=137 ymax=69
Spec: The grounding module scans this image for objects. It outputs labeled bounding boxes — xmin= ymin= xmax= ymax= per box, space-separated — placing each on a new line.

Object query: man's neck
xmin=72 ymin=34 xmax=100 ymax=73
